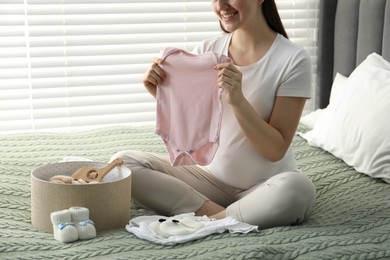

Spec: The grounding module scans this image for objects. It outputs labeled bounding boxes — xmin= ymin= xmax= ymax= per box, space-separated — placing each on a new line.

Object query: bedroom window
xmin=0 ymin=0 xmax=319 ymax=133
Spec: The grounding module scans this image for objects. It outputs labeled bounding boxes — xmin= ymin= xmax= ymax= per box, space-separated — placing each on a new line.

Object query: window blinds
xmin=0 ymin=0 xmax=318 ymax=133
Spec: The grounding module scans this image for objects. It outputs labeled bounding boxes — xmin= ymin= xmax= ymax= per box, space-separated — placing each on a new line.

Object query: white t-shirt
xmin=192 ymin=33 xmax=312 ymax=190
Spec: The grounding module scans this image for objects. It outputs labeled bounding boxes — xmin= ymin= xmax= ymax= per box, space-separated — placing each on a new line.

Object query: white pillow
xmin=302 ymin=53 xmax=390 ymax=183
xmin=300 ymin=109 xmax=325 ymax=128
xmin=300 ymin=73 xmax=347 ymax=128
xmin=329 ymin=72 xmax=348 ymax=104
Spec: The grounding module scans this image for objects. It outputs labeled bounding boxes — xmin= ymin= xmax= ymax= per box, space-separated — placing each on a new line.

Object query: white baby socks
xmin=51 ymin=207 xmax=96 ymax=243
xmin=69 ymin=207 xmax=96 ymax=240
xmin=50 ymin=209 xmax=79 ymax=243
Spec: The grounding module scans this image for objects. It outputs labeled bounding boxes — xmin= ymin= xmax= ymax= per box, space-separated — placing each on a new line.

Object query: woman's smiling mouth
xmin=221 ymin=11 xmax=238 ymax=20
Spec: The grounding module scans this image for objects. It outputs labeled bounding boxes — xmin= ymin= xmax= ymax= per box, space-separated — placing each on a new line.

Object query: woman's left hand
xmin=214 ymin=63 xmax=244 ymax=105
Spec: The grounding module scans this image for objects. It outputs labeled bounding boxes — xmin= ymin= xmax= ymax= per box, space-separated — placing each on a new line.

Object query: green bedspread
xmin=1 ymin=124 xmax=389 ymax=259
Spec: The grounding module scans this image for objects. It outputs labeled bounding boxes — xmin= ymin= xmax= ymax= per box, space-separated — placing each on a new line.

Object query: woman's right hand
xmin=142 ymin=57 xmax=166 ymax=98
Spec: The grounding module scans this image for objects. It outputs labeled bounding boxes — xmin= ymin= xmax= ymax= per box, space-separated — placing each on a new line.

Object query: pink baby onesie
xmin=156 ymin=47 xmax=230 ymax=166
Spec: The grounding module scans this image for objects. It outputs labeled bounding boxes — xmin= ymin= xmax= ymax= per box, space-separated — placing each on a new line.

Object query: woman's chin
xmin=221 ymin=23 xmax=238 ymax=33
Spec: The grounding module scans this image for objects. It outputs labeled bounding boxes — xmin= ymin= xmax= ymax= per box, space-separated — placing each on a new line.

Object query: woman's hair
xmin=219 ymin=0 xmax=289 ymax=39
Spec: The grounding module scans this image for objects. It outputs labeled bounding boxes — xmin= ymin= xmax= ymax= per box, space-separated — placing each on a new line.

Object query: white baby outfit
xmin=126 ymin=213 xmax=258 ymax=245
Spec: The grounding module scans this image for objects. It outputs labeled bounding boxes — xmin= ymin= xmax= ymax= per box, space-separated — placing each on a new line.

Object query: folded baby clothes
xmin=126 ymin=213 xmax=258 ymax=245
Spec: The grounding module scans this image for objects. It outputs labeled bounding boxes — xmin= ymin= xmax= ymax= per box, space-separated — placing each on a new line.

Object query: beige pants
xmin=111 ymin=150 xmax=316 ymax=228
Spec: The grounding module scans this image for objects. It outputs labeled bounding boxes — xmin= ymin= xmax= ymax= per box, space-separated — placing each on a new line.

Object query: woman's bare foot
xmin=210 ymin=210 xmax=226 ymax=219
xmin=195 ymin=200 xmax=226 ymax=219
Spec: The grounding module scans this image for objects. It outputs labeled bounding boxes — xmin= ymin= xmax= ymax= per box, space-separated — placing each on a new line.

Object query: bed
xmin=1 ymin=0 xmax=390 ymax=259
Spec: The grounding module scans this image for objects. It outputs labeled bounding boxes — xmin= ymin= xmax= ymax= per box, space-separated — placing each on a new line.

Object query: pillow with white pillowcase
xmin=301 ymin=53 xmax=390 ymax=184
xmin=300 ymin=73 xmax=347 ymax=128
